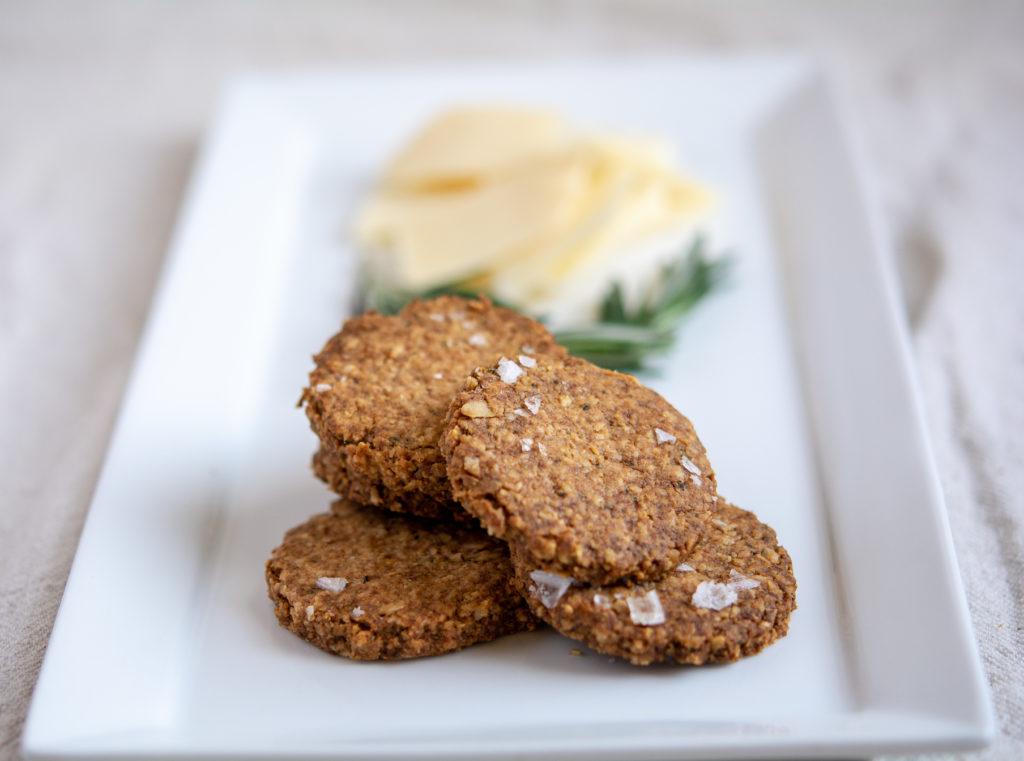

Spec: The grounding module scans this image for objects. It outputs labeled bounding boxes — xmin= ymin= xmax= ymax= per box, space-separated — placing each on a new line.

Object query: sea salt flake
xmin=518 ymin=355 xmax=537 ymax=368
xmin=462 ymin=320 xmax=477 ymax=330
xmin=728 ymin=570 xmax=761 ymax=591
xmin=351 ymin=606 xmax=365 ymax=619
xmin=468 ymin=333 xmax=488 ymax=347
xmin=654 ymin=428 xmax=676 ymax=444
xmin=433 ymin=372 xmax=443 ymax=379
xmin=712 ymin=519 xmax=729 ymax=529
xmin=428 ymin=313 xmax=445 ymax=322
xmin=513 ymin=408 xmax=530 ymax=417
xmin=528 ymin=570 xmax=573 ymax=608
xmin=524 ymin=395 xmax=542 ymax=414
xmin=690 ymin=474 xmax=702 ymax=487
xmin=520 ymin=438 xmax=533 ymax=452
xmin=521 ymin=344 xmax=535 ymax=355
xmin=315 ymin=576 xmax=348 ymax=593
xmin=314 ymin=383 xmax=332 ymax=392
xmin=305 ymin=605 xmax=315 ymax=620
xmin=692 ymin=581 xmax=738 ymax=610
xmin=537 ymin=441 xmax=548 ymax=456
xmin=681 ymin=456 xmax=701 ymax=475
xmin=677 ymin=562 xmax=695 ymax=573
xmin=627 ymin=590 xmax=666 ymax=626
xmin=593 ymin=593 xmax=611 ymax=608
xmin=497 ymin=357 xmax=524 ymax=384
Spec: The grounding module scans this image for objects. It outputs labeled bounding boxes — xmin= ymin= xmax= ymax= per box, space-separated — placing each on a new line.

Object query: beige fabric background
xmin=1 ymin=2 xmax=1022 ymax=759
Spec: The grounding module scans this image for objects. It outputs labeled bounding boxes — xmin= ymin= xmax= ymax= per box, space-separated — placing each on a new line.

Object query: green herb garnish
xmin=552 ymin=235 xmax=729 ymax=371
xmin=359 ymin=235 xmax=728 ymax=372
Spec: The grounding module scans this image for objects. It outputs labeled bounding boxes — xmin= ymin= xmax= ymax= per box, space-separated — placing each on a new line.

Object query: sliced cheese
xmin=382 ymin=106 xmax=567 ymax=191
xmin=357 ymin=151 xmax=591 ymax=290
xmin=354 ymin=105 xmax=715 ymax=312
xmin=487 ymin=137 xmax=713 ymax=310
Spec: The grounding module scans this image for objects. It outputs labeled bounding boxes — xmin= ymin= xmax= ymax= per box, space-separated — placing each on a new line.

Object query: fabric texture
xmin=1 ymin=2 xmax=1021 ymax=759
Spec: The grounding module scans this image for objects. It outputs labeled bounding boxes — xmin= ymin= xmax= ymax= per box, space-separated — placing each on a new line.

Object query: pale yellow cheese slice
xmin=486 ymin=136 xmax=713 ymax=310
xmin=382 ymin=106 xmax=567 ymax=191
xmin=354 ymin=106 xmax=715 ymax=314
xmin=356 ymin=151 xmax=591 ymax=291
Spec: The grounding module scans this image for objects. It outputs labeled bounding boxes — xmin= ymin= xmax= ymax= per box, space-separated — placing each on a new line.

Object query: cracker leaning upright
xmin=301 ymin=296 xmax=565 ymax=520
xmin=441 ymin=354 xmax=718 ymax=586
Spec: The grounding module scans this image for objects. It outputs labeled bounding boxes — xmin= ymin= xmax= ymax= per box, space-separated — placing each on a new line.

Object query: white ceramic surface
xmin=22 ymin=59 xmax=992 ymax=760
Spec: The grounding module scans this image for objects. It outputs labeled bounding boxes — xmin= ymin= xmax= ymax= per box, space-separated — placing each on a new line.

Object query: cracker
xmin=441 ymin=354 xmax=717 ymax=585
xmin=266 ymin=500 xmax=538 ymax=660
xmin=511 ymin=501 xmax=796 ymax=665
xmin=301 ymin=296 xmax=565 ymax=519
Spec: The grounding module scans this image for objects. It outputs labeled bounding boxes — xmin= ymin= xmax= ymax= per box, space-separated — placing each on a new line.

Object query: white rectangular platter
xmin=24 ymin=59 xmax=993 ymax=760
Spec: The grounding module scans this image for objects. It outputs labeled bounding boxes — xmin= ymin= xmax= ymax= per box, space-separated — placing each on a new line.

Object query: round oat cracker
xmin=301 ymin=296 xmax=565 ymax=519
xmin=311 ymin=445 xmax=466 ymax=522
xmin=512 ymin=501 xmax=796 ymax=665
xmin=441 ymin=354 xmax=718 ymax=585
xmin=265 ymin=500 xmax=538 ymax=660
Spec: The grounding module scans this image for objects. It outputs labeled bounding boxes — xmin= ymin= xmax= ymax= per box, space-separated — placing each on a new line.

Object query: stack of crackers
xmin=266 ymin=296 xmax=796 ymax=664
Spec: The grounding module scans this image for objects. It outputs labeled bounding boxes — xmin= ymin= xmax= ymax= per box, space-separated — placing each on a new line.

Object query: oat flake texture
xmin=508 ymin=502 xmax=796 ymax=665
xmin=442 ymin=353 xmax=718 ymax=585
xmin=266 ymin=500 xmax=538 ymax=660
xmin=301 ymin=296 xmax=565 ymax=520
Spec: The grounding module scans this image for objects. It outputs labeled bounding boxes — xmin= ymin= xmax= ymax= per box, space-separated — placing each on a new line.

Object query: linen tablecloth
xmin=1 ymin=2 xmax=1021 ymax=759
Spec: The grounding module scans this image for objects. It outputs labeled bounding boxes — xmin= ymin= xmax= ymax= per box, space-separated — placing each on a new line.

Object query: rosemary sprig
xmin=359 ymin=235 xmax=728 ymax=372
xmin=553 ymin=235 xmax=729 ymax=371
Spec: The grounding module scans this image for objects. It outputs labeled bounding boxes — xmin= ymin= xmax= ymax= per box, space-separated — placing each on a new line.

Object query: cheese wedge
xmin=353 ymin=106 xmax=715 ymax=315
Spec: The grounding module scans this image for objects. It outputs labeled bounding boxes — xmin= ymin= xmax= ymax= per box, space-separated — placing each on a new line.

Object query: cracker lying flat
xmin=266 ymin=500 xmax=538 ymax=660
xmin=511 ymin=501 xmax=796 ymax=665
xmin=441 ymin=354 xmax=718 ymax=585
xmin=301 ymin=295 xmax=565 ymax=520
